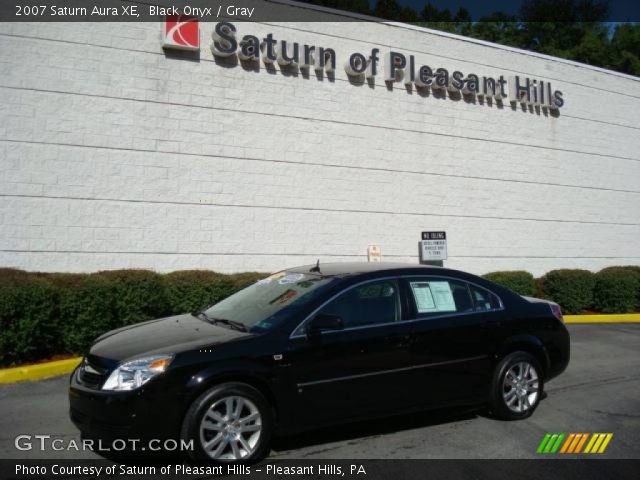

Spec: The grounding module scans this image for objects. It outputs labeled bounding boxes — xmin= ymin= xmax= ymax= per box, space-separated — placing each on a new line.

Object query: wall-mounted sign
xmin=367 ymin=244 xmax=382 ymax=263
xmin=420 ymin=232 xmax=447 ymax=261
xmin=162 ymin=19 xmax=565 ymax=111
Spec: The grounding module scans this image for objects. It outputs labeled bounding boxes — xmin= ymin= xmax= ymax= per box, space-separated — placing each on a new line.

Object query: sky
xmin=390 ymin=0 xmax=640 ymax=21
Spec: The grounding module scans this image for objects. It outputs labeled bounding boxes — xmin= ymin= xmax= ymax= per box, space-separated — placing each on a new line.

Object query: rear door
xmin=403 ymin=276 xmax=504 ymax=406
xmin=285 ymin=278 xmax=415 ymax=425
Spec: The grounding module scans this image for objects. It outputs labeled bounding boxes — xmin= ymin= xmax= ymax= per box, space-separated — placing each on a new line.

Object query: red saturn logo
xmin=162 ymin=15 xmax=199 ymax=51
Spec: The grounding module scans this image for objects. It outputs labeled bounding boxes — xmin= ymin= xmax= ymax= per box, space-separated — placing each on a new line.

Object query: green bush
xmin=539 ymin=269 xmax=595 ymax=314
xmin=593 ymin=267 xmax=640 ymax=313
xmin=51 ymin=273 xmax=119 ymax=355
xmin=163 ymin=270 xmax=236 ymax=314
xmin=97 ymin=270 xmax=169 ymax=326
xmin=483 ymin=271 xmax=536 ymax=296
xmin=0 ymin=269 xmax=60 ymax=366
xmin=609 ymin=266 xmax=640 ymax=310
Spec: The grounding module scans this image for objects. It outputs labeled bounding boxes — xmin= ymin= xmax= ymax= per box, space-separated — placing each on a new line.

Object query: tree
xmin=470 ymin=12 xmax=521 ymax=46
xmin=296 ymin=0 xmax=637 ymax=76
xmin=373 ymin=0 xmax=403 ymax=20
xmin=399 ymin=6 xmax=420 ymax=23
xmin=570 ymin=25 xmax=611 ymax=68
xmin=453 ymin=7 xmax=473 ymax=36
xmin=609 ymin=23 xmax=640 ymax=75
xmin=419 ymin=2 xmax=455 ymax=33
xmin=518 ymin=0 xmax=609 ymax=54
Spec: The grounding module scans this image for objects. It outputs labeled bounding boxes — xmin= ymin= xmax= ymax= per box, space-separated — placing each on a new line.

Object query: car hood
xmin=88 ymin=314 xmax=251 ymax=363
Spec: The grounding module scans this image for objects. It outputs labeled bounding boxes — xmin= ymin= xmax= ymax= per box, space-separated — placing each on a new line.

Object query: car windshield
xmin=203 ymin=271 xmax=338 ymax=332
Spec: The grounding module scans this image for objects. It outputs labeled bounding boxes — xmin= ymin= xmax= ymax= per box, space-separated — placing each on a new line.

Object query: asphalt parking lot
xmin=0 ymin=324 xmax=638 ymax=460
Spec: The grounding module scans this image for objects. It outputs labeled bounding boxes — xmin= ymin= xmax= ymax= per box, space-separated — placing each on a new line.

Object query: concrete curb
xmin=0 ymin=313 xmax=639 ymax=385
xmin=564 ymin=313 xmax=640 ymax=323
xmin=0 ymin=357 xmax=81 ymax=385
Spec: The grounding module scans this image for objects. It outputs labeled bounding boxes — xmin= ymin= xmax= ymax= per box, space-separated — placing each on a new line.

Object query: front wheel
xmin=490 ymin=351 xmax=543 ymax=420
xmin=181 ymin=382 xmax=273 ymax=463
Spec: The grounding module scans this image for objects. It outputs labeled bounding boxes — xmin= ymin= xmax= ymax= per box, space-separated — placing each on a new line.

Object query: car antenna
xmin=310 ymin=259 xmax=321 ymax=273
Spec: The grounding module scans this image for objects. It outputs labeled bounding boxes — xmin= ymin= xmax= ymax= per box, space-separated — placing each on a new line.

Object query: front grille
xmin=78 ymin=360 xmax=109 ymax=389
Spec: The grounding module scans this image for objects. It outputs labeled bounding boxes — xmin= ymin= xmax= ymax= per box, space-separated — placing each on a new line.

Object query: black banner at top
xmin=1 ymin=0 xmax=639 ymax=22
xmin=2 ymin=0 xmax=354 ymax=22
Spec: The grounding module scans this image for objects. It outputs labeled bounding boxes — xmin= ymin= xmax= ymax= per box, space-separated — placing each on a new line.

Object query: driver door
xmin=284 ymin=278 xmax=415 ymax=426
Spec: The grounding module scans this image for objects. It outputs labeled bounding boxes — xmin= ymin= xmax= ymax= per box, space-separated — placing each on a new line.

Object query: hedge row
xmin=0 ymin=269 xmax=267 ymax=367
xmin=1 ymin=265 xmax=639 ymax=367
xmin=482 ymin=266 xmax=640 ymax=315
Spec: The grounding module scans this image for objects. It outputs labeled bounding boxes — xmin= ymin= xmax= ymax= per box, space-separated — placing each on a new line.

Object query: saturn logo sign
xmin=162 ymin=15 xmax=199 ymax=51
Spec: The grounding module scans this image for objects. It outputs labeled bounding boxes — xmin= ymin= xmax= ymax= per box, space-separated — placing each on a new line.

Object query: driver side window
xmin=317 ymin=280 xmax=400 ymax=329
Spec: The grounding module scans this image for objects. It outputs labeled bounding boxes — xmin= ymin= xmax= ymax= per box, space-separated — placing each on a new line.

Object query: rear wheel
xmin=490 ymin=351 xmax=543 ymax=420
xmin=181 ymin=382 xmax=273 ymax=463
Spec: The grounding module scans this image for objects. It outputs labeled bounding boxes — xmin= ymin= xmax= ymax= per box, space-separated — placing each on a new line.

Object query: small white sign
xmin=420 ymin=232 xmax=447 ymax=261
xmin=367 ymin=244 xmax=382 ymax=262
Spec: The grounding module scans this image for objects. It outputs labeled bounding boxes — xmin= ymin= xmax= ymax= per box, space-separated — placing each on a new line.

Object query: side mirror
xmin=308 ymin=313 xmax=344 ymax=335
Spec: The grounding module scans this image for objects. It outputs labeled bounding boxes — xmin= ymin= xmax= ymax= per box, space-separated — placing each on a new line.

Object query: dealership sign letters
xmin=162 ymin=18 xmax=564 ymax=110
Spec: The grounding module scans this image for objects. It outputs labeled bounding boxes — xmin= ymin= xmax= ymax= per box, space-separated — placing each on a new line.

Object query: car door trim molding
xmin=296 ymin=354 xmax=490 ymax=388
xmin=290 ymin=274 xmax=504 ymax=339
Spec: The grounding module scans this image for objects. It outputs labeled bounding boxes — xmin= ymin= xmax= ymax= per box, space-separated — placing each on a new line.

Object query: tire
xmin=181 ymin=382 xmax=273 ymax=463
xmin=489 ymin=351 xmax=544 ymax=420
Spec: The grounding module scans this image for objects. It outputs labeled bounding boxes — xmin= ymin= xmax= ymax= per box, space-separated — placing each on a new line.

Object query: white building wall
xmin=0 ymin=10 xmax=639 ymax=276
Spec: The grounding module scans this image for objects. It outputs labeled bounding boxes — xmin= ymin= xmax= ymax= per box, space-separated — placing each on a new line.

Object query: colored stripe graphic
xmin=573 ymin=433 xmax=589 ymax=453
xmin=537 ymin=433 xmax=565 ymax=453
xmin=550 ymin=434 xmax=565 ymax=453
xmin=537 ymin=434 xmax=552 ymax=453
xmin=597 ymin=434 xmax=613 ymax=453
xmin=567 ymin=433 xmax=583 ymax=453
xmin=585 ymin=433 xmax=614 ymax=453
xmin=539 ymin=433 xmax=613 ymax=454
xmin=559 ymin=433 xmax=575 ymax=453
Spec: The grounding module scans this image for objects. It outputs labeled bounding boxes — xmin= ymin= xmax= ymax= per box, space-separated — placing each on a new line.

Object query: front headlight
xmin=102 ymin=354 xmax=173 ymax=391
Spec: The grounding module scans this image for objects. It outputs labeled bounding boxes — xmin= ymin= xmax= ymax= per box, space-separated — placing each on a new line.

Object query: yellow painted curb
xmin=564 ymin=313 xmax=640 ymax=323
xmin=0 ymin=357 xmax=82 ymax=385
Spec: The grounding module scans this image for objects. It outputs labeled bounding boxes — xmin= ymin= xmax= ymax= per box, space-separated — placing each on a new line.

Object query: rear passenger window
xmin=409 ymin=279 xmax=474 ymax=316
xmin=469 ymin=285 xmax=501 ymax=311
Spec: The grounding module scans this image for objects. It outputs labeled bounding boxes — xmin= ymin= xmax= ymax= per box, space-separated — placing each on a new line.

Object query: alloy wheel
xmin=502 ymin=361 xmax=539 ymax=413
xmin=199 ymin=395 xmax=262 ymax=461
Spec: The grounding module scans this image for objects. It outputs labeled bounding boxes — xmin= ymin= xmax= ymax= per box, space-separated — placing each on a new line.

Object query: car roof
xmin=286 ymin=262 xmax=446 ymax=277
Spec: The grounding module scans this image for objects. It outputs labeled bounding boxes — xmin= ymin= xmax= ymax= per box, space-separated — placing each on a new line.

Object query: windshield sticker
xmin=278 ymin=273 xmax=305 ymax=285
xmin=269 ymin=289 xmax=298 ymax=305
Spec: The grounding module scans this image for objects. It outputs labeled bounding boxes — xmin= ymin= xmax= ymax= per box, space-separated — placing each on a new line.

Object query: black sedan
xmin=69 ymin=262 xmax=570 ymax=462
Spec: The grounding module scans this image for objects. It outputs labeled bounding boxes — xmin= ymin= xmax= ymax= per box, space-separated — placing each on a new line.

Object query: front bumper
xmin=68 ymin=368 xmax=185 ymax=441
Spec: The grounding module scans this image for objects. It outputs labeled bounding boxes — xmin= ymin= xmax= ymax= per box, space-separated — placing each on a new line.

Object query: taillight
xmin=549 ymin=303 xmax=564 ymax=322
